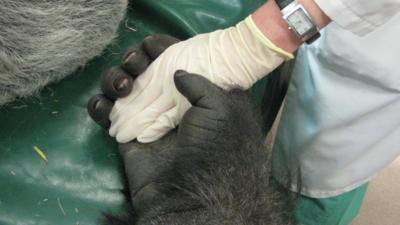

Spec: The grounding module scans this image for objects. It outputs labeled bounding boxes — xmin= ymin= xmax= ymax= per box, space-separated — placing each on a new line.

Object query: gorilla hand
xmin=108 ymin=71 xmax=265 ymax=218
xmin=173 ymin=71 xmax=261 ymax=151
xmin=87 ymin=35 xmax=180 ymax=129
xmin=102 ymin=72 xmax=288 ymax=225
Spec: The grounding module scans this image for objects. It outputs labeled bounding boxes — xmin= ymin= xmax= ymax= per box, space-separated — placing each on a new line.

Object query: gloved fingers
xmin=109 ymin=107 xmax=156 ymax=142
xmin=101 ymin=66 xmax=133 ymax=100
xmin=109 ymin=66 xmax=160 ymax=122
xmin=89 ymin=35 xmax=178 ymax=131
xmin=143 ymin=34 xmax=180 ymax=60
xmin=174 ymin=70 xmax=225 ymax=109
xmin=110 ymin=96 xmax=176 ymax=143
xmin=136 ymin=106 xmax=181 ymax=143
xmin=121 ymin=43 xmax=151 ymax=76
xmin=87 ymin=94 xmax=114 ymax=129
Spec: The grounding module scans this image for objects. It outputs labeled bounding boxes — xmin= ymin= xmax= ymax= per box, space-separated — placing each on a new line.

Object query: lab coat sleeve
xmin=314 ymin=0 xmax=400 ymax=36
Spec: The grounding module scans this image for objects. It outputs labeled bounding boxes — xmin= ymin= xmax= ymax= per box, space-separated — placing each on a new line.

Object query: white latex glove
xmin=109 ymin=16 xmax=293 ymax=143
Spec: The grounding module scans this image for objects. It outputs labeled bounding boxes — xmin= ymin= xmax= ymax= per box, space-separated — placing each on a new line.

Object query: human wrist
xmin=251 ymin=0 xmax=331 ymax=53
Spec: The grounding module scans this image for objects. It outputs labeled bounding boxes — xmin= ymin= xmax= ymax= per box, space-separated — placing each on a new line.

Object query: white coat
xmin=272 ymin=0 xmax=400 ymax=198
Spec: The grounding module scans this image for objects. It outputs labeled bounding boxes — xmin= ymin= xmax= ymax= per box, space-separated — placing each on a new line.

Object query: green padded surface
xmin=0 ymin=1 xmax=267 ymax=224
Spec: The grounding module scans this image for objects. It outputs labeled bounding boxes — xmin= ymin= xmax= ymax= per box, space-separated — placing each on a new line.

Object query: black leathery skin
xmin=87 ymin=94 xmax=113 ymax=129
xmin=101 ymin=66 xmax=133 ymax=100
xmin=121 ymin=44 xmax=151 ymax=76
xmin=121 ymin=35 xmax=180 ymax=76
xmin=88 ymin=35 xmax=181 ymax=131
xmin=142 ymin=34 xmax=180 ymax=59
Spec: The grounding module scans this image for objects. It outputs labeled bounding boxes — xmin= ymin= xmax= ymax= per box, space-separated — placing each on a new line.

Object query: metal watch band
xmin=275 ymin=0 xmax=294 ymax=10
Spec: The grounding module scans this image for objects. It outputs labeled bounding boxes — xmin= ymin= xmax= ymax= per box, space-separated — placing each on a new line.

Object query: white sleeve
xmin=314 ymin=0 xmax=400 ymax=36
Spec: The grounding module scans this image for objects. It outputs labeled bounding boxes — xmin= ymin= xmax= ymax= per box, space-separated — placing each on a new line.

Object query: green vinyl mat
xmin=0 ymin=1 xmax=269 ymax=225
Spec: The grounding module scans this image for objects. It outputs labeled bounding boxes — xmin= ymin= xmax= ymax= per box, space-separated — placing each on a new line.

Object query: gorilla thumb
xmin=174 ymin=70 xmax=223 ymax=107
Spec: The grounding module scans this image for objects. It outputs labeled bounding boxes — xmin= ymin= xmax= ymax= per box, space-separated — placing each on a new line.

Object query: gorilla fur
xmin=0 ymin=0 xmax=128 ymax=105
xmin=104 ymin=87 xmax=296 ymax=225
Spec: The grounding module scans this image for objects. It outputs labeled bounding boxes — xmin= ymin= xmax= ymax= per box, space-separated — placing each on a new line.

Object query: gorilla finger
xmin=121 ymin=44 xmax=151 ymax=76
xmin=143 ymin=34 xmax=180 ymax=59
xmin=87 ymin=94 xmax=114 ymax=129
xmin=174 ymin=70 xmax=224 ymax=108
xmin=101 ymin=66 xmax=133 ymax=100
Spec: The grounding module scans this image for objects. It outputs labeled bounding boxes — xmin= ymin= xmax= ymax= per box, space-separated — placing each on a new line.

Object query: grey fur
xmin=0 ymin=0 xmax=128 ymax=105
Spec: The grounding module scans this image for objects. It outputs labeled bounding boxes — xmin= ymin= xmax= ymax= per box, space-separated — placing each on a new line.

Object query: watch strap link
xmin=305 ymin=32 xmax=321 ymax=44
xmin=275 ymin=0 xmax=294 ymax=10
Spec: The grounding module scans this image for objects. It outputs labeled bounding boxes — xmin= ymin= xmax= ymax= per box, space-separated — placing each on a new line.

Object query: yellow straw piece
xmin=34 ymin=146 xmax=48 ymax=162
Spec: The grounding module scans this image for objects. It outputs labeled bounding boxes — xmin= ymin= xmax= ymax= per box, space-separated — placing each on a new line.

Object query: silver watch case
xmin=282 ymin=1 xmax=319 ymax=42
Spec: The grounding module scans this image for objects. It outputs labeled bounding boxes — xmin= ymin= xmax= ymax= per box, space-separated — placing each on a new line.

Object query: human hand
xmin=87 ymin=34 xmax=180 ymax=129
xmin=107 ymin=16 xmax=292 ymax=143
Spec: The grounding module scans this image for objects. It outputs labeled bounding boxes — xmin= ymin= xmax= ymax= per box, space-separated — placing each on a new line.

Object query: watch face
xmin=287 ymin=8 xmax=314 ymax=36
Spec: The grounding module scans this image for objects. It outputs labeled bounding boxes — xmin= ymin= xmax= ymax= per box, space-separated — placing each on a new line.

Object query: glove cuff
xmin=243 ymin=16 xmax=294 ymax=61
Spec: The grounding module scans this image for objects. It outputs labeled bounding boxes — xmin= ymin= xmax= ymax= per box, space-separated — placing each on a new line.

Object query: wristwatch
xmin=276 ymin=0 xmax=321 ymax=44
